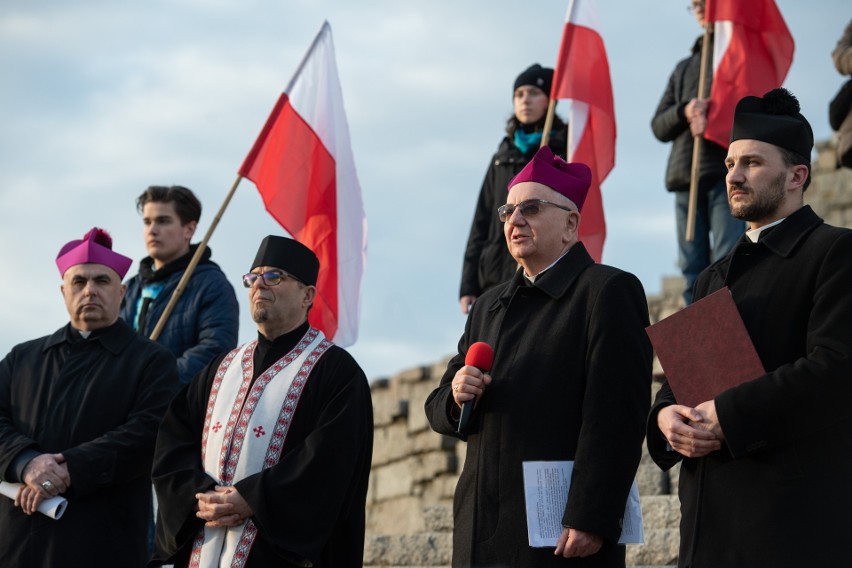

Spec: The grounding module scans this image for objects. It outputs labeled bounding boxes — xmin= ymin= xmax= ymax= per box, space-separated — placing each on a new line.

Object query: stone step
xmin=365 ymin=529 xmax=679 ymax=568
xmin=364 ymin=533 xmax=452 ymax=567
xmin=640 ymin=494 xmax=680 ymax=529
xmin=626 ymin=528 xmax=680 ymax=567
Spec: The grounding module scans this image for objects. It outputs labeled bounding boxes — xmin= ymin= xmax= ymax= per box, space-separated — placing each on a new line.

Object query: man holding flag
xmin=651 ymin=0 xmax=744 ymax=305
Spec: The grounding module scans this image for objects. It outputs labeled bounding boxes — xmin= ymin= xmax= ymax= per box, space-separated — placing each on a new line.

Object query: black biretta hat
xmin=730 ymin=88 xmax=813 ymax=160
xmin=513 ymin=64 xmax=553 ymax=96
xmin=251 ymin=236 xmax=319 ymax=286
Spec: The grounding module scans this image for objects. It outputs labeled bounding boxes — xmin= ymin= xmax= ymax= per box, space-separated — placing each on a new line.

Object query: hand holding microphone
xmin=453 ymin=342 xmax=493 ymax=433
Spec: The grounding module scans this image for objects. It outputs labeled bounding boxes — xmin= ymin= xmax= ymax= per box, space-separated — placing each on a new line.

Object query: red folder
xmin=645 ymin=287 xmax=765 ymax=408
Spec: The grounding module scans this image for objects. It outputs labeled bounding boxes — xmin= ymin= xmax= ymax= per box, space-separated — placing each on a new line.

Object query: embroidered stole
xmin=189 ymin=327 xmax=331 ymax=568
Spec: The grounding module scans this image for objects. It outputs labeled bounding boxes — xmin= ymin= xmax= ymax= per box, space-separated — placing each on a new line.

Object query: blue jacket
xmin=121 ymin=245 xmax=239 ymax=385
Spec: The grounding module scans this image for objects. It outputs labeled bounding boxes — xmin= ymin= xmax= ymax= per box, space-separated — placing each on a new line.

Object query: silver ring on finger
xmin=41 ymin=480 xmax=53 ymax=491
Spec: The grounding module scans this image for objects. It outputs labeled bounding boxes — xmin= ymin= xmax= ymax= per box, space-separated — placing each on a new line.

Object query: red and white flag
xmin=550 ymin=0 xmax=615 ymax=263
xmin=704 ymin=0 xmax=794 ymax=148
xmin=239 ymin=21 xmax=366 ymax=347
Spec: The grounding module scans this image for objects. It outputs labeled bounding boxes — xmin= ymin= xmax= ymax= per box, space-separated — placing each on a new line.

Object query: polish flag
xmin=703 ymin=0 xmax=794 ymax=148
xmin=550 ymin=0 xmax=615 ymax=263
xmin=239 ymin=21 xmax=366 ymax=346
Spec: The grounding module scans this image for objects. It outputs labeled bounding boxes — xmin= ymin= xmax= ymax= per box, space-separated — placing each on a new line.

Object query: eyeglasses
xmin=242 ymin=269 xmax=303 ymax=288
xmin=497 ymin=199 xmax=575 ymax=222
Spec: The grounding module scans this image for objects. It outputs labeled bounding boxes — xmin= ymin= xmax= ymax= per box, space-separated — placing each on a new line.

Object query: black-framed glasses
xmin=497 ymin=199 xmax=575 ymax=222
xmin=242 ymin=269 xmax=303 ymax=288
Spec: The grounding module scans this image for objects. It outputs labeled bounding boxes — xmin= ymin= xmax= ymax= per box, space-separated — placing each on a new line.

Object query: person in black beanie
xmin=648 ymin=88 xmax=852 ymax=567
xmin=458 ymin=63 xmax=568 ymax=314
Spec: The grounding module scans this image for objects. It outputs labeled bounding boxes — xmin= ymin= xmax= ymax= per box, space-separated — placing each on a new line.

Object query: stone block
xmin=366 ymin=496 xmax=426 ymax=535
xmin=641 ymin=495 xmax=681 ymax=530
xmin=626 ymin=528 xmax=679 ymax=567
xmin=419 ymin=474 xmax=458 ymax=502
xmin=412 ymin=429 xmax=456 ymax=455
xmin=636 ymin=460 xmax=667 ymax=497
xmin=406 ymin=379 xmax=439 ymax=433
xmin=668 ymin=462 xmax=680 ymax=495
xmin=373 ymin=388 xmax=407 ymax=427
xmin=364 ymin=533 xmax=452 ymax=566
xmin=422 ymin=503 xmax=453 ymax=532
xmin=370 ymin=460 xmax=414 ymax=502
xmin=412 ymin=451 xmax=455 ymax=484
xmin=392 ymin=366 xmax=429 ymax=384
xmin=373 ymin=421 xmax=412 ymax=466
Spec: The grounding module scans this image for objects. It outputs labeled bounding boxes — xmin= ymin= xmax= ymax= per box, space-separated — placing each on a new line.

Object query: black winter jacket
xmin=651 ymin=36 xmax=728 ymax=192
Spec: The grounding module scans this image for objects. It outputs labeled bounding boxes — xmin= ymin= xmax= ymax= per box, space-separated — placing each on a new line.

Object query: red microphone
xmin=458 ymin=342 xmax=494 ymax=433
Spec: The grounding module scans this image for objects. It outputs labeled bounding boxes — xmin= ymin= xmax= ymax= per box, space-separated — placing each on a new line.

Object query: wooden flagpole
xmin=540 ymin=100 xmax=558 ymax=149
xmin=685 ymin=21 xmax=713 ymax=242
xmin=541 ymin=0 xmax=577 ymax=157
xmin=148 ymin=175 xmax=245 ymax=341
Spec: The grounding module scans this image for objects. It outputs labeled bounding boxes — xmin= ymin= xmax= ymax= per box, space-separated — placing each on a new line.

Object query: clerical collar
xmin=524 ymin=249 xmax=570 ymax=284
xmin=250 ymin=321 xmax=311 ymax=379
xmin=746 ymin=217 xmax=785 ymax=243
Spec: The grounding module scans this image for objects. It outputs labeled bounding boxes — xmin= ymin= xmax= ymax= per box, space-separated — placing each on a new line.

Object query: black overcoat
xmin=0 ymin=320 xmax=178 ymax=567
xmin=648 ymin=206 xmax=852 ymax=567
xmin=428 ymin=244 xmax=652 ymax=567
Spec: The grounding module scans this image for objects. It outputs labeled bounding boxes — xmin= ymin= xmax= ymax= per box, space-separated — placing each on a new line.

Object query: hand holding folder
xmin=646 ymin=287 xmax=765 ymax=408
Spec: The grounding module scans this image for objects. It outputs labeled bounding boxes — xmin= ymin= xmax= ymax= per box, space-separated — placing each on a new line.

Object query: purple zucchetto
xmin=56 ymin=227 xmax=133 ymax=279
xmin=508 ymin=146 xmax=592 ymax=211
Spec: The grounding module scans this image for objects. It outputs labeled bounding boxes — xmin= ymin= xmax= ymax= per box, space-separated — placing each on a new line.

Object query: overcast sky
xmin=1 ymin=1 xmax=847 ymax=381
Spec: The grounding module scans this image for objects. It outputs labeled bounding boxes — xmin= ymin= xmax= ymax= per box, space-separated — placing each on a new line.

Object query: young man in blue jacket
xmin=121 ymin=185 xmax=239 ymax=385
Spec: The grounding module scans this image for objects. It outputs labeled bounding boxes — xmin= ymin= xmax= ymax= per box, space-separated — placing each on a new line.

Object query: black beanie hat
xmin=513 ymin=64 xmax=554 ymax=96
xmin=730 ymin=88 xmax=813 ymax=160
xmin=251 ymin=236 xmax=319 ymax=286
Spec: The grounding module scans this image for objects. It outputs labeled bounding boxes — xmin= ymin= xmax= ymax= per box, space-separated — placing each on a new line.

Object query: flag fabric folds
xmin=704 ymin=0 xmax=794 ymax=148
xmin=239 ymin=21 xmax=366 ymax=347
xmin=550 ymin=0 xmax=615 ymax=263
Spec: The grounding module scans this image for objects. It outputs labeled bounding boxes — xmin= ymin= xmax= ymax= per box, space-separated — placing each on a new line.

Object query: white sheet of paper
xmin=0 ymin=481 xmax=68 ymax=520
xmin=522 ymin=460 xmax=643 ymax=547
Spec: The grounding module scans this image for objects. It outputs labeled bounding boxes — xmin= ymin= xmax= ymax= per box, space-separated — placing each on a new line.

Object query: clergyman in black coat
xmin=648 ymin=88 xmax=852 ymax=567
xmin=0 ymin=228 xmax=179 ymax=567
xmin=428 ymin=146 xmax=652 ymax=567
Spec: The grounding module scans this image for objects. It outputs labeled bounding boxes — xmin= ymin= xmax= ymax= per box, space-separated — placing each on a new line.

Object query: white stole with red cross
xmin=189 ymin=327 xmax=331 ymax=568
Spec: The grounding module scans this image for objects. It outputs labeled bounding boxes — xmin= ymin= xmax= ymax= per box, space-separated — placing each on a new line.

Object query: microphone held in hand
xmin=458 ymin=342 xmax=494 ymax=433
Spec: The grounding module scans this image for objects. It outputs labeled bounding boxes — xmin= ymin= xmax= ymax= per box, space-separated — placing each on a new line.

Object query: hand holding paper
xmin=0 ymin=482 xmax=68 ymax=520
